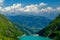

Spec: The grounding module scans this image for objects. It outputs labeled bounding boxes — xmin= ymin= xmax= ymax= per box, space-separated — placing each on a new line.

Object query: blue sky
xmin=0 ymin=0 xmax=60 ymax=19
xmin=4 ymin=0 xmax=60 ymax=7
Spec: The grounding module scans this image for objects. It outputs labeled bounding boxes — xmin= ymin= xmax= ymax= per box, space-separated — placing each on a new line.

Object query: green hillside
xmin=37 ymin=14 xmax=60 ymax=40
xmin=0 ymin=14 xmax=24 ymax=40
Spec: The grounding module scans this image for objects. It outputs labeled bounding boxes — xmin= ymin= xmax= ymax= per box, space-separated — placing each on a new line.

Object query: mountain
xmin=37 ymin=14 xmax=60 ymax=40
xmin=7 ymin=15 xmax=51 ymax=34
xmin=7 ymin=15 xmax=51 ymax=28
xmin=0 ymin=14 xmax=24 ymax=40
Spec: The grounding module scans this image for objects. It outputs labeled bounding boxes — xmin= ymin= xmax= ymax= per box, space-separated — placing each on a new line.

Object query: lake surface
xmin=19 ymin=36 xmax=52 ymax=40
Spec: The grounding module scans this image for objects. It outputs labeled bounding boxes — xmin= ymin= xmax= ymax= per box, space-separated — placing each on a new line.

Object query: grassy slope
xmin=0 ymin=14 xmax=24 ymax=40
xmin=37 ymin=15 xmax=60 ymax=40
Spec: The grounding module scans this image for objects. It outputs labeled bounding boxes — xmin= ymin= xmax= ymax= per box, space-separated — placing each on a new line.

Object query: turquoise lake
xmin=19 ymin=36 xmax=52 ymax=40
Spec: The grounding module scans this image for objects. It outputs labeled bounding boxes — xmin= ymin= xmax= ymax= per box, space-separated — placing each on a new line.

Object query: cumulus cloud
xmin=0 ymin=3 xmax=52 ymax=13
xmin=39 ymin=3 xmax=47 ymax=6
xmin=0 ymin=0 xmax=4 ymax=6
xmin=24 ymin=4 xmax=39 ymax=13
xmin=56 ymin=7 xmax=60 ymax=11
xmin=39 ymin=7 xmax=55 ymax=13
xmin=0 ymin=2 xmax=60 ymax=16
xmin=2 ymin=3 xmax=22 ymax=12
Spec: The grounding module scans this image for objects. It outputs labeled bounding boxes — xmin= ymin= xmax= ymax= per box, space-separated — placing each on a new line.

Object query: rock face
xmin=0 ymin=14 xmax=24 ymax=40
xmin=37 ymin=14 xmax=60 ymax=40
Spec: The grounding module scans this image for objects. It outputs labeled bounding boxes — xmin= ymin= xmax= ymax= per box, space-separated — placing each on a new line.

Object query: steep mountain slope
xmin=0 ymin=14 xmax=24 ymax=40
xmin=37 ymin=14 xmax=60 ymax=40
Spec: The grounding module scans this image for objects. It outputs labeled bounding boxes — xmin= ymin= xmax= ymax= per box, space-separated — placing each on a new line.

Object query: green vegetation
xmin=39 ymin=14 xmax=60 ymax=40
xmin=0 ymin=14 xmax=24 ymax=40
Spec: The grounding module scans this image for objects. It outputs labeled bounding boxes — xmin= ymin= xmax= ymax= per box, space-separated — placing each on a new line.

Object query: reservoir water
xmin=19 ymin=36 xmax=52 ymax=40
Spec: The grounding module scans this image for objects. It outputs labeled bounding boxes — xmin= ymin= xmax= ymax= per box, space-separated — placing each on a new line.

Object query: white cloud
xmin=39 ymin=3 xmax=47 ymax=6
xmin=0 ymin=0 xmax=4 ymax=3
xmin=0 ymin=2 xmax=60 ymax=16
xmin=0 ymin=0 xmax=4 ymax=6
xmin=1 ymin=3 xmax=51 ymax=13
xmin=1 ymin=3 xmax=22 ymax=12
xmin=39 ymin=7 xmax=55 ymax=13
xmin=56 ymin=7 xmax=60 ymax=11
xmin=24 ymin=4 xmax=39 ymax=13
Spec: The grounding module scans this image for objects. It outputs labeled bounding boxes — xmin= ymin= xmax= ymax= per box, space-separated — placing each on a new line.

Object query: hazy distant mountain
xmin=7 ymin=15 xmax=51 ymax=28
xmin=7 ymin=15 xmax=51 ymax=34
xmin=37 ymin=14 xmax=60 ymax=40
xmin=0 ymin=14 xmax=24 ymax=40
